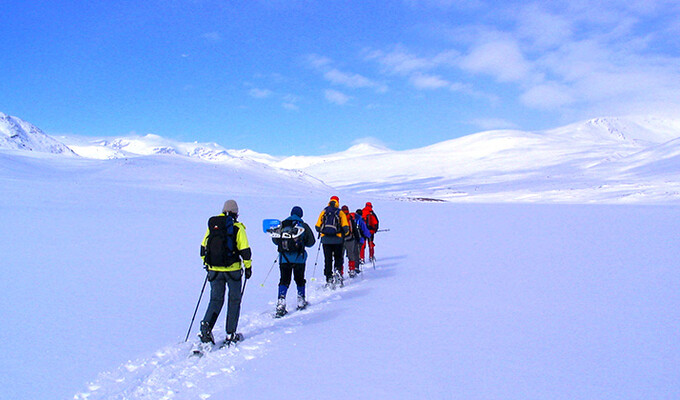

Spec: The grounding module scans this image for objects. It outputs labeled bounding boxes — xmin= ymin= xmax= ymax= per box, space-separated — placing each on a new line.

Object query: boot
xmin=198 ymin=321 xmax=214 ymax=344
xmin=297 ymin=295 xmax=308 ymax=310
xmin=224 ymin=332 xmax=244 ymax=346
xmin=275 ymin=297 xmax=287 ymax=318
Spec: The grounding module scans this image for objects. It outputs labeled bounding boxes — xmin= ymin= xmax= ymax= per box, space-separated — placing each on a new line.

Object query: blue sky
xmin=1 ymin=0 xmax=679 ymax=155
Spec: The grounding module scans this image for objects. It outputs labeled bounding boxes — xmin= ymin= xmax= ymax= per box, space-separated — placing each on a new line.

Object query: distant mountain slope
xmin=295 ymin=116 xmax=680 ymax=202
xmin=274 ymin=143 xmax=392 ymax=170
xmin=3 ymin=111 xmax=680 ymax=203
xmin=59 ymin=133 xmax=280 ymax=164
xmin=0 ymin=112 xmax=76 ymax=155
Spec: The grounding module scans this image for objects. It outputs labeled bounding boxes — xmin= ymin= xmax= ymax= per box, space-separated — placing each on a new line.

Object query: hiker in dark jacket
xmin=271 ymin=206 xmax=316 ymax=317
xmin=343 ymin=206 xmax=371 ymax=277
xmin=315 ymin=196 xmax=349 ymax=288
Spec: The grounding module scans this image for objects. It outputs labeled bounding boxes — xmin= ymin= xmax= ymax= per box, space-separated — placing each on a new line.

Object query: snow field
xmin=0 ymin=152 xmax=678 ymax=400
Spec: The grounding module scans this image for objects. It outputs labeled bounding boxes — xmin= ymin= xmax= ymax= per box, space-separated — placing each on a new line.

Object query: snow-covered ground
xmin=0 ymin=149 xmax=678 ymax=400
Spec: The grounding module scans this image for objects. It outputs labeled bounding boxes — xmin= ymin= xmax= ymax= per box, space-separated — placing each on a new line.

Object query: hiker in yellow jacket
xmin=198 ymin=199 xmax=252 ymax=345
xmin=315 ymin=195 xmax=349 ymax=288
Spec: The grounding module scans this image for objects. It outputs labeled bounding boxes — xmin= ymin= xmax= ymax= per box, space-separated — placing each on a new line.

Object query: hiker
xmin=271 ymin=206 xmax=316 ymax=317
xmin=361 ymin=202 xmax=380 ymax=263
xmin=342 ymin=205 xmax=371 ymax=278
xmin=198 ymin=199 xmax=252 ymax=345
xmin=315 ymin=196 xmax=349 ymax=288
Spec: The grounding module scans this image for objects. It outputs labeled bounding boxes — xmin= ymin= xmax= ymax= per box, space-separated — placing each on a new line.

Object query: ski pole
xmin=184 ymin=272 xmax=209 ymax=342
xmin=311 ymin=240 xmax=322 ymax=281
xmin=376 ymin=229 xmax=390 ymax=232
xmin=260 ymin=256 xmax=278 ymax=287
xmin=241 ymin=276 xmax=248 ymax=297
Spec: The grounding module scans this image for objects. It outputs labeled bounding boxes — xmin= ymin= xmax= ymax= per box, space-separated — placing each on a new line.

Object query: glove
xmin=245 ymin=268 xmax=252 ymax=279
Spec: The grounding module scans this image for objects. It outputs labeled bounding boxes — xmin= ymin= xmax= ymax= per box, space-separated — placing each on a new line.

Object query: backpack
xmin=203 ymin=215 xmax=239 ymax=267
xmin=345 ymin=213 xmax=360 ymax=241
xmin=277 ymin=219 xmax=305 ymax=253
xmin=366 ymin=211 xmax=379 ymax=231
xmin=320 ymin=206 xmax=341 ymax=236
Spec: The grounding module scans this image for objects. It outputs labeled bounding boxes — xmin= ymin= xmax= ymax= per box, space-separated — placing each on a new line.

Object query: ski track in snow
xmin=74 ymin=270 xmax=373 ymax=400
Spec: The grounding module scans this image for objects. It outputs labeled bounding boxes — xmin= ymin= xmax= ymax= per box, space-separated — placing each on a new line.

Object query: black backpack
xmin=320 ymin=206 xmax=341 ymax=235
xmin=277 ymin=219 xmax=305 ymax=253
xmin=345 ymin=214 xmax=360 ymax=241
xmin=203 ymin=215 xmax=239 ymax=267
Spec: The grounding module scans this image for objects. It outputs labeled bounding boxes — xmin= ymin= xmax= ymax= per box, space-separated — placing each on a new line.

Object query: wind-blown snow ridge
xmin=74 ymin=276 xmax=372 ymax=400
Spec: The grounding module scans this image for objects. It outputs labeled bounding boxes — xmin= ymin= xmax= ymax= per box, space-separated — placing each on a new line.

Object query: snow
xmin=0 ymin=148 xmax=679 ymax=400
xmin=0 ymin=112 xmax=679 ymax=399
xmin=0 ymin=112 xmax=76 ymax=155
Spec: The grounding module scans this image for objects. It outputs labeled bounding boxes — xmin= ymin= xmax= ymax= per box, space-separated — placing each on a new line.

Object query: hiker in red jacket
xmin=360 ymin=202 xmax=379 ymax=263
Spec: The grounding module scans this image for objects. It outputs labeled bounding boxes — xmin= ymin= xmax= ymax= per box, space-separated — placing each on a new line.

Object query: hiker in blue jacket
xmin=271 ymin=206 xmax=316 ymax=317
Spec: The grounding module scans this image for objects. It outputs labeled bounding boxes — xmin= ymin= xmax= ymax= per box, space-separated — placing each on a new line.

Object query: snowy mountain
xmin=274 ymin=142 xmax=392 ymax=170
xmin=2 ymin=140 xmax=678 ymax=400
xmin=1 ymin=113 xmax=679 ymax=400
xmin=292 ymin=116 xmax=680 ymax=203
xmin=3 ymin=111 xmax=680 ymax=203
xmin=0 ymin=112 xmax=76 ymax=155
xmin=59 ymin=133 xmax=280 ymax=164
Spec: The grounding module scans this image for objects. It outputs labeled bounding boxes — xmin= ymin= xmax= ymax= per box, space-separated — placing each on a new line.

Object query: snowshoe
xmin=275 ymin=297 xmax=287 ymax=318
xmin=221 ymin=332 xmax=244 ymax=348
xmin=190 ymin=341 xmax=212 ymax=358
xmin=333 ymin=271 xmax=344 ymax=288
xmin=349 ymin=270 xmax=357 ymax=278
xmin=297 ymin=295 xmax=308 ymax=310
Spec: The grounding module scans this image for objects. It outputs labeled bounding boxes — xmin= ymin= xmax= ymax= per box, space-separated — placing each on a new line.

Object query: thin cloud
xmin=202 ymin=32 xmax=222 ymax=42
xmin=248 ymin=88 xmax=273 ymax=99
xmin=282 ymin=102 xmax=299 ymax=111
xmin=307 ymin=54 xmax=387 ymax=94
xmin=459 ymin=39 xmax=533 ymax=83
xmin=365 ymin=45 xmax=438 ymax=75
xmin=325 ymin=89 xmax=351 ymax=105
xmin=409 ymin=73 xmax=452 ymax=90
xmin=469 ymin=118 xmax=520 ymax=131
xmin=324 ymin=69 xmax=378 ymax=89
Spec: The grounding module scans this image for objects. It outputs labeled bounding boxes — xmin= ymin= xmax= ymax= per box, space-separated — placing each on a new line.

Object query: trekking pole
xmin=184 ymin=273 xmax=209 ymax=342
xmin=260 ymin=256 xmax=278 ymax=287
xmin=241 ymin=277 xmax=248 ymax=297
xmin=311 ymin=240 xmax=322 ymax=281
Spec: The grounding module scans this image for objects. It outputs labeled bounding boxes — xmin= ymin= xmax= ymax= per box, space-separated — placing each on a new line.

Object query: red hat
xmin=365 ymin=201 xmax=372 ymax=208
xmin=331 ymin=196 xmax=339 ymax=203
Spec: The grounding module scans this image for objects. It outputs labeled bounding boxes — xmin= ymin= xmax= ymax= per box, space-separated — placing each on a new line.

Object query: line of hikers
xmin=196 ymin=196 xmax=380 ymax=345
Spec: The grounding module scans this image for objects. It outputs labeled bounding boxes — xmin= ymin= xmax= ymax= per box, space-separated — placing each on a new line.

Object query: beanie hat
xmin=291 ymin=206 xmax=303 ymax=218
xmin=341 ymin=205 xmax=349 ymax=213
xmin=329 ymin=195 xmax=340 ymax=207
xmin=356 ymin=209 xmax=363 ymax=215
xmin=365 ymin=201 xmax=373 ymax=208
xmin=222 ymin=199 xmax=239 ymax=215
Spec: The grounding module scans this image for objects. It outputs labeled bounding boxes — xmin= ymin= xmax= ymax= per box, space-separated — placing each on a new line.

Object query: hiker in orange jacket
xmin=360 ymin=201 xmax=379 ymax=263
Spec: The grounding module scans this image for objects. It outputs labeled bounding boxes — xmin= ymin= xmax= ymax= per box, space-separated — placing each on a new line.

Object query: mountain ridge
xmin=2 ymin=111 xmax=679 ymax=203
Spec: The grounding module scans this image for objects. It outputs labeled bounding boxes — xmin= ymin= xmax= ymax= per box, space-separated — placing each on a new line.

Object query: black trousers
xmin=322 ymin=243 xmax=344 ymax=279
xmin=201 ymin=270 xmax=243 ymax=334
xmin=279 ymin=262 xmax=306 ymax=288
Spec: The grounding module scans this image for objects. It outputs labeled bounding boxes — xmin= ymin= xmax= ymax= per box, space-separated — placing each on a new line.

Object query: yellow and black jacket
xmin=201 ymin=214 xmax=252 ymax=272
